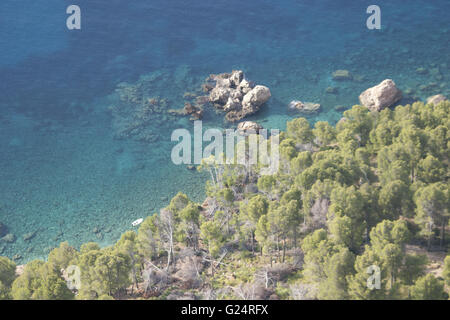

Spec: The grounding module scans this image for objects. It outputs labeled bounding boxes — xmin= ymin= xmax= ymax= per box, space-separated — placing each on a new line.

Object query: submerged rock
xmin=168 ymin=102 xmax=203 ymax=120
xmin=183 ymin=91 xmax=197 ymax=100
xmin=404 ymin=88 xmax=415 ymax=96
xmin=332 ymin=70 xmax=352 ymax=81
xmin=13 ymin=254 xmax=22 ymax=261
xmin=0 ymin=222 xmax=8 ymax=238
xmin=109 ymin=81 xmax=171 ymax=143
xmin=1 ymin=233 xmax=16 ymax=243
xmin=183 ymin=103 xmax=203 ymax=120
xmin=325 ymin=87 xmax=338 ymax=94
xmin=419 ymin=82 xmax=439 ymax=92
xmin=426 ymin=94 xmax=447 ymax=105
xmin=359 ymin=79 xmax=402 ymax=111
xmin=334 ymin=105 xmax=347 ymax=112
xmin=289 ymin=101 xmax=321 ymax=114
xmin=352 ymin=74 xmax=366 ymax=83
xmin=416 ymin=67 xmax=428 ymax=75
xmin=23 ymin=231 xmax=37 ymax=242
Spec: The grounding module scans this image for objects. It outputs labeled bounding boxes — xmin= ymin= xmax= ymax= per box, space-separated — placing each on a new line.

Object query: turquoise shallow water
xmin=0 ymin=0 xmax=449 ymax=262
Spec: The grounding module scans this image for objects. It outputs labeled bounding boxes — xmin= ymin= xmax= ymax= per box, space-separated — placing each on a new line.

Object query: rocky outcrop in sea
xmin=426 ymin=94 xmax=447 ymax=105
xmin=359 ymin=79 xmax=402 ymax=111
xmin=236 ymin=121 xmax=263 ymax=135
xmin=288 ymin=101 xmax=321 ymax=114
xmin=202 ymin=70 xmax=271 ymax=122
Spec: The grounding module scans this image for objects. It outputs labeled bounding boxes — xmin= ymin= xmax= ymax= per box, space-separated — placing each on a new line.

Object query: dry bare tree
xmin=158 ymin=208 xmax=175 ymax=271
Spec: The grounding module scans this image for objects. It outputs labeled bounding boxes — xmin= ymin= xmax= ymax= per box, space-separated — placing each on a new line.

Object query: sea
xmin=0 ymin=0 xmax=449 ymax=262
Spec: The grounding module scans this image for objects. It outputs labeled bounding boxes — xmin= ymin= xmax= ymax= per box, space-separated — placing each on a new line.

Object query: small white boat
xmin=132 ymin=218 xmax=144 ymax=227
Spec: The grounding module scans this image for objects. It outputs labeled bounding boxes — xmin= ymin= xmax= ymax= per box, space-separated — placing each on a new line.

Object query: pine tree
xmin=48 ymin=242 xmax=79 ymax=270
xmin=414 ymin=183 xmax=449 ymax=248
xmin=11 ymin=260 xmax=74 ymax=300
xmin=0 ymin=256 xmax=16 ymax=300
xmin=410 ymin=274 xmax=448 ymax=300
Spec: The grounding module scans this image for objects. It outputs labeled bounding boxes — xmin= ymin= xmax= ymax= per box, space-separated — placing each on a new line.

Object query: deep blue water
xmin=0 ymin=0 xmax=449 ymax=262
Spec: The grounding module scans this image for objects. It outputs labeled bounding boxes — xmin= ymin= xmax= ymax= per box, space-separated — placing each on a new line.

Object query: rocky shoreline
xmin=1 ymin=74 xmax=448 ymax=265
